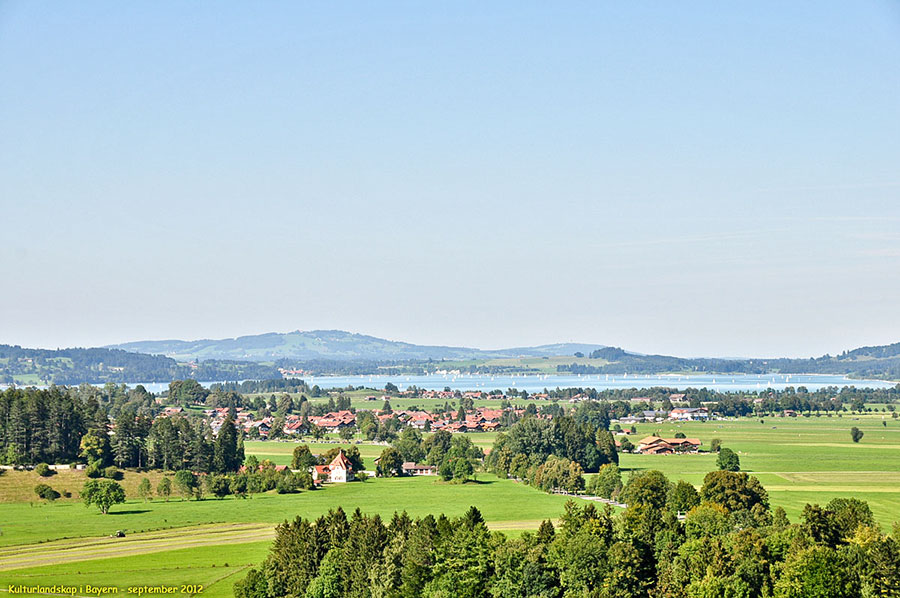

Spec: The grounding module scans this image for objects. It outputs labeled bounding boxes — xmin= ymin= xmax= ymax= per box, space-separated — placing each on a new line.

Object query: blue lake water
xmin=300 ymin=373 xmax=897 ymax=393
xmin=5 ymin=373 xmax=895 ymax=394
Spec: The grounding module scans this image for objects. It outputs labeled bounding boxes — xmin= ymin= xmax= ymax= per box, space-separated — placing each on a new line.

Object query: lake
xmin=300 ymin=372 xmax=897 ymax=393
xmin=5 ymin=373 xmax=895 ymax=394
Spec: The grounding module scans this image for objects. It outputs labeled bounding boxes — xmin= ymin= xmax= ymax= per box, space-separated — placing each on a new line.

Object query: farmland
xmin=0 ymin=473 xmax=576 ymax=597
xmin=1 ymin=413 xmax=899 ymax=596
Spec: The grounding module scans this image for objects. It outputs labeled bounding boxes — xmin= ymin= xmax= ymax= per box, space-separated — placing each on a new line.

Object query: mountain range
xmin=107 ymin=330 xmax=607 ymax=362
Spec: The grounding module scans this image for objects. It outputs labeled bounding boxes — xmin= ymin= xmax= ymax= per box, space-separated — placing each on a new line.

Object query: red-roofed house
xmin=312 ymin=450 xmax=355 ymax=483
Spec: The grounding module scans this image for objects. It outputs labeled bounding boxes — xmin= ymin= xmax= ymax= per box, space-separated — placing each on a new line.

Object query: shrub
xmin=85 ymin=461 xmax=103 ymax=478
xmin=276 ymin=473 xmax=302 ymax=494
xmin=103 ymin=466 xmax=122 ymax=480
xmin=34 ymin=483 xmax=60 ymax=501
xmin=35 ymin=463 xmax=54 ymax=477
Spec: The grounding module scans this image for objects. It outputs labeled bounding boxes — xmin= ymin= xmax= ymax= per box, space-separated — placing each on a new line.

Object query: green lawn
xmin=615 ymin=413 xmax=900 ymax=526
xmin=0 ymin=473 xmax=576 ymax=596
xmin=0 ymin=539 xmax=272 ymax=598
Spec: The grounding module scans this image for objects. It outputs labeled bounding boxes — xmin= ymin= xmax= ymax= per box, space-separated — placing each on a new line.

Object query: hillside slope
xmin=108 ymin=330 xmax=606 ymax=362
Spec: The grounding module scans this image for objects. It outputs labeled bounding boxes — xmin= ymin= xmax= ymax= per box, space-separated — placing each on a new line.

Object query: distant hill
xmin=3 ymin=332 xmax=899 ymax=385
xmin=0 ymin=345 xmax=280 ymax=385
xmin=107 ymin=330 xmax=607 ymax=362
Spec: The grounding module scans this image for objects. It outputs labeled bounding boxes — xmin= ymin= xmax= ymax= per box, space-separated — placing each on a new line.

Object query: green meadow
xmin=0 ymin=474 xmax=575 ymax=596
xmin=615 ymin=413 xmax=900 ymax=526
xmin=1 ymin=414 xmax=899 ymax=596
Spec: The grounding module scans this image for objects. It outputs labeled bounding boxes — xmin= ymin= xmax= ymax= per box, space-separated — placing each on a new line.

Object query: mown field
xmin=1 ymin=414 xmax=898 ymax=596
xmin=615 ymin=413 xmax=900 ymax=526
xmin=0 ymin=473 xmax=575 ymax=597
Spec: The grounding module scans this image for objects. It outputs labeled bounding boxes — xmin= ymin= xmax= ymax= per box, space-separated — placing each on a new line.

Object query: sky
xmin=1 ymin=2 xmax=899 ymax=358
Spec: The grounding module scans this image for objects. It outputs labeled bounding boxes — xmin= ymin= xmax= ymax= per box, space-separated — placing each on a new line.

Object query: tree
xmin=138 ymin=477 xmax=152 ymax=502
xmin=773 ymin=546 xmax=858 ymax=597
xmin=79 ymin=429 xmax=110 ymax=466
xmin=588 ymin=463 xmax=622 ymax=499
xmin=394 ymin=427 xmax=426 ymax=463
xmin=700 ymin=470 xmax=769 ymax=513
xmin=710 ymin=438 xmax=722 ymax=452
xmin=595 ymin=430 xmax=619 ymax=466
xmin=377 ymin=447 xmax=403 ymax=477
xmin=453 ymin=457 xmax=474 ymax=483
xmin=850 ymin=427 xmax=864 ymax=443
xmin=174 ymin=470 xmax=198 ymax=500
xmin=205 ymin=474 xmax=230 ymax=499
xmin=667 ymin=480 xmax=700 ymax=513
xmin=826 ymin=497 xmax=875 ymax=538
xmin=620 ymin=470 xmax=671 ymax=510
xmin=81 ymin=479 xmax=126 ymax=514
xmin=157 ymin=477 xmax=172 ymax=501
xmin=213 ymin=414 xmax=240 ymax=473
xmin=716 ymin=447 xmax=740 ymax=471
xmin=305 ymin=548 xmax=344 ymax=598
xmin=291 ymin=445 xmax=317 ymax=470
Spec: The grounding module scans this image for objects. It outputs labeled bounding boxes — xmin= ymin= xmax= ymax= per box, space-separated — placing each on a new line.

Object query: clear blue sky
xmin=1 ymin=2 xmax=899 ymax=357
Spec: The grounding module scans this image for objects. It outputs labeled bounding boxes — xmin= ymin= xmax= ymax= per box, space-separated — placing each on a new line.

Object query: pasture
xmin=0 ymin=473 xmax=575 ymax=596
xmin=615 ymin=413 xmax=900 ymax=525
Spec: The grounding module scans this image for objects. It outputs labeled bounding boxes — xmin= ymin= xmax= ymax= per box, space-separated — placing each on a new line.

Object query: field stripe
xmin=0 ymin=524 xmax=274 ymax=572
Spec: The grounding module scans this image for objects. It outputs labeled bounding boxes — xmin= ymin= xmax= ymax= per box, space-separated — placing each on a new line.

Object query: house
xmin=669 ymin=407 xmax=709 ymax=421
xmin=401 ymin=462 xmax=436 ymax=476
xmin=312 ymin=450 xmax=355 ymax=483
xmin=641 ymin=410 xmax=668 ymax=422
xmin=636 ymin=436 xmax=702 ymax=454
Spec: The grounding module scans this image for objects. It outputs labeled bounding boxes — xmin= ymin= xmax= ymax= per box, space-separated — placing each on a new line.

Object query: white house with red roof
xmin=312 ymin=449 xmax=355 ymax=483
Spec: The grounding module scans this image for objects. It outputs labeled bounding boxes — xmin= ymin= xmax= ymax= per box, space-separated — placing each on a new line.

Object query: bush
xmin=35 ymin=463 xmax=54 ymax=477
xmin=34 ymin=483 xmax=60 ymax=501
xmin=276 ymin=473 xmax=302 ymax=494
xmin=103 ymin=466 xmax=122 ymax=480
xmin=85 ymin=461 xmax=103 ymax=478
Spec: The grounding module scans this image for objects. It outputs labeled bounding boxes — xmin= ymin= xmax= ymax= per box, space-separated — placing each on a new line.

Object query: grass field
xmin=0 ymin=474 xmax=575 ymax=596
xmin=614 ymin=413 xmax=900 ymax=526
xmin=2 ymin=414 xmax=899 ymax=596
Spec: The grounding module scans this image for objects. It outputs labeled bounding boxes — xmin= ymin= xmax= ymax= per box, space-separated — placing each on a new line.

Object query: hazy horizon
xmin=2 ymin=3 xmax=899 ymax=358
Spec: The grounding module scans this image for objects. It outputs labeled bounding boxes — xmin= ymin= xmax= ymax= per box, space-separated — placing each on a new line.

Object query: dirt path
xmin=0 ymin=523 xmax=274 ymax=572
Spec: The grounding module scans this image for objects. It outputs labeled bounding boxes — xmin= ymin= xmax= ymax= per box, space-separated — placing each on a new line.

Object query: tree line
xmin=233 ymin=470 xmax=899 ymax=598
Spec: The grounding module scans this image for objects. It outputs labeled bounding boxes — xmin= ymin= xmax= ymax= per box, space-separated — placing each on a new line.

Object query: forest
xmin=0 ymin=344 xmax=280 ymax=384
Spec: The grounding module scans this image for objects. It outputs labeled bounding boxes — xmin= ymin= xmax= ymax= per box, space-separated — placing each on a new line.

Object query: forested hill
xmin=107 ymin=329 xmax=606 ymax=362
xmin=0 ymin=345 xmax=279 ymax=385
xmin=557 ymin=345 xmax=900 ymax=380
